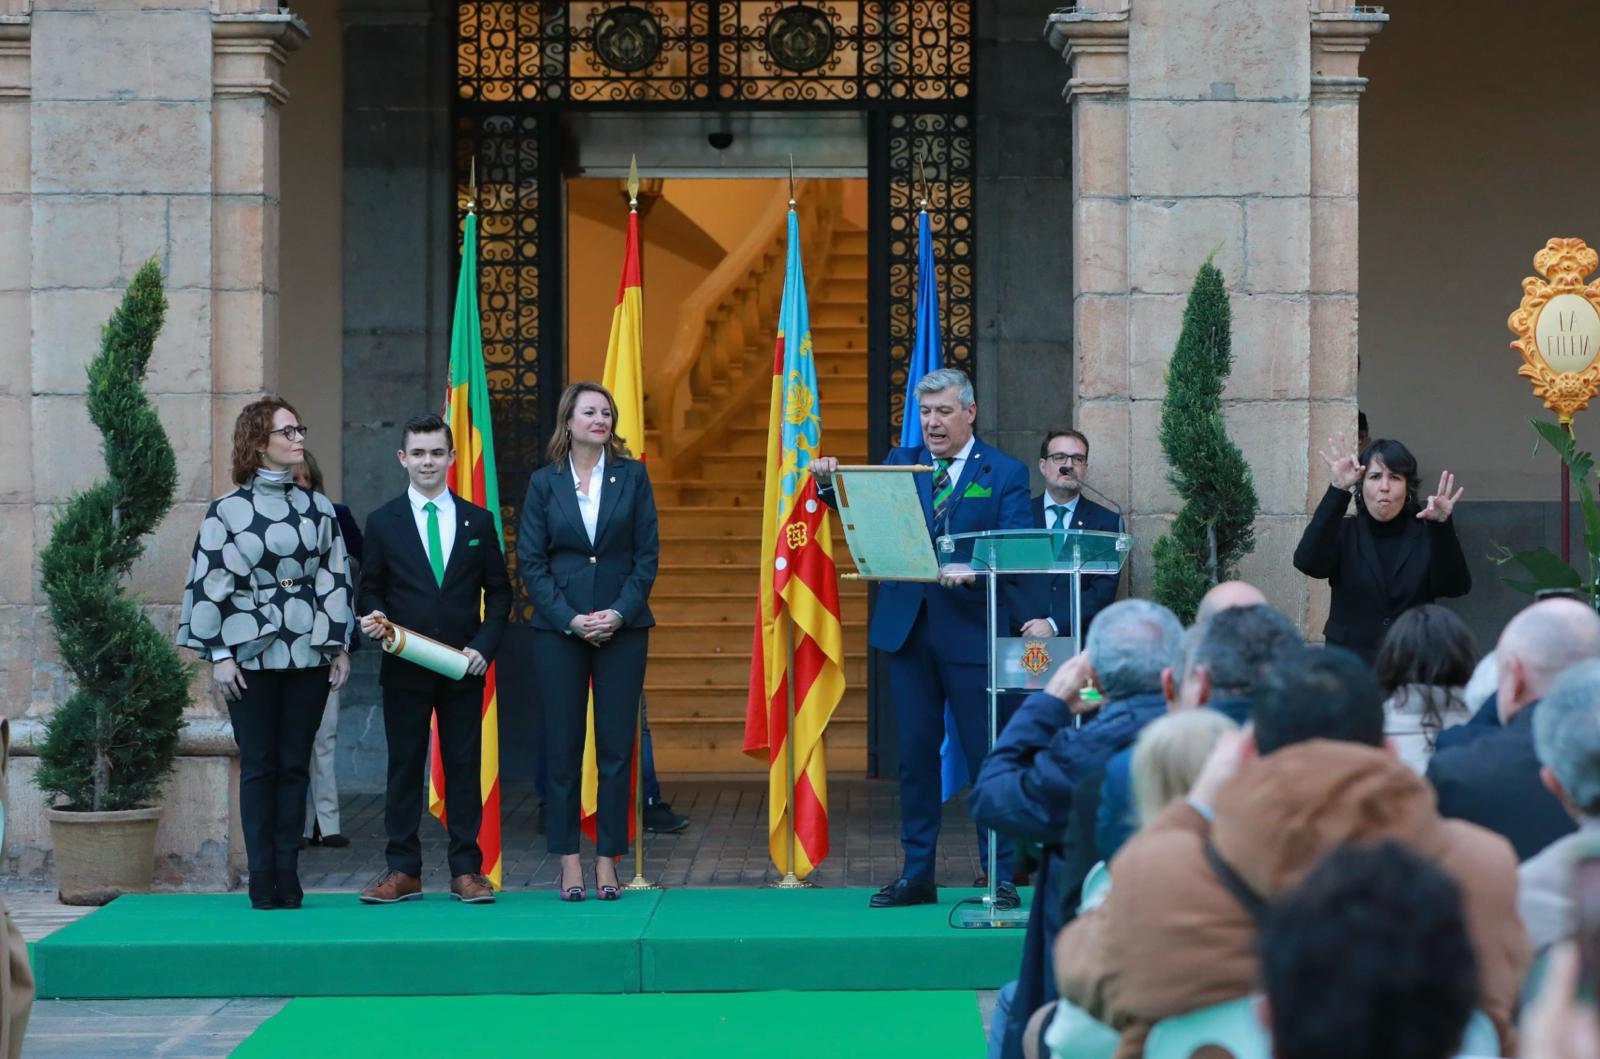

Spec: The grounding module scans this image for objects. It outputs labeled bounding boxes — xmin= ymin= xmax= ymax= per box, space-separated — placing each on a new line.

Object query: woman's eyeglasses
xmin=270 ymin=425 xmax=309 ymax=441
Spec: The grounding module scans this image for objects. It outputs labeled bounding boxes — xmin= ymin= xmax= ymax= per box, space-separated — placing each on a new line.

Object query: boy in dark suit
xmin=1020 ymin=429 xmax=1122 ymax=643
xmin=356 ymin=413 xmax=511 ymax=905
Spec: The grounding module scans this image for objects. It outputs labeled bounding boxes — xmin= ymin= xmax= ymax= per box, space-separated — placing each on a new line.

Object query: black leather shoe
xmin=318 ymin=833 xmax=351 ymax=848
xmin=274 ymin=870 xmax=304 ymax=910
xmin=993 ymin=881 xmax=1021 ymax=911
xmin=247 ymin=871 xmax=276 ymax=911
xmin=868 ymin=878 xmax=937 ymax=908
xmin=643 ymin=800 xmax=689 ymax=834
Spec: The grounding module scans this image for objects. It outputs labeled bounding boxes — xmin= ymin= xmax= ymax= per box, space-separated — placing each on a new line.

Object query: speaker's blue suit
xmin=1027 ymin=493 xmax=1123 ymax=640
xmin=850 ymin=439 xmax=1033 ymax=883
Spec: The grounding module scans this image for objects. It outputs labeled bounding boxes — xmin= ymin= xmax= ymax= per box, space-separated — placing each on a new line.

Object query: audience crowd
xmin=976 ymin=585 xmax=1600 ymax=1059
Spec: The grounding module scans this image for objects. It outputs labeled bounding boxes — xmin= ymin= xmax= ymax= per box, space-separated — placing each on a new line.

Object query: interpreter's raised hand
xmin=1319 ymin=432 xmax=1364 ymax=491
xmin=811 ymin=456 xmax=839 ymax=482
xmin=212 ymin=658 xmax=248 ymax=702
xmin=359 ymin=610 xmax=388 ymax=640
xmin=937 ymin=562 xmax=977 ymax=588
xmin=1416 ymin=470 xmax=1463 ymax=523
xmin=1019 ymin=618 xmax=1055 ymax=638
xmin=1044 ymin=651 xmax=1099 ymax=709
xmin=461 ymin=647 xmax=488 ymax=677
xmin=1187 ymin=725 xmax=1255 ymax=812
xmin=329 ymin=651 xmax=351 ymax=689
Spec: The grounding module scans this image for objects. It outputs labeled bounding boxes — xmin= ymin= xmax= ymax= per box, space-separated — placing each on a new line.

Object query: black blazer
xmin=1426 ymin=701 xmax=1575 ymax=861
xmin=1026 ymin=492 xmax=1122 ymax=639
xmin=359 ymin=492 xmax=512 ymax=691
xmin=516 ymin=454 xmax=658 ymax=633
xmin=1292 ymin=485 xmax=1471 ymax=662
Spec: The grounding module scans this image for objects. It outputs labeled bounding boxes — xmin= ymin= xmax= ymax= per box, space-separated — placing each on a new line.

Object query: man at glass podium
xmin=1019 ymin=429 xmax=1124 ymax=642
xmin=813 ymin=368 xmax=1033 ymax=910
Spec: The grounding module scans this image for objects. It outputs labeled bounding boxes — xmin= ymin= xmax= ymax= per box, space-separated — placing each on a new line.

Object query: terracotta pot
xmin=45 ymin=805 xmax=161 ymax=906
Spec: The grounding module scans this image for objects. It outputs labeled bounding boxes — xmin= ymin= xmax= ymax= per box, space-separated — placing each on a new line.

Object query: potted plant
xmin=35 ymin=260 xmax=191 ymax=905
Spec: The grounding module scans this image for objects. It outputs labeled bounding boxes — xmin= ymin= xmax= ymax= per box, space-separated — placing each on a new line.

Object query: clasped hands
xmin=569 ymin=609 xmax=622 ymax=645
xmin=357 ymin=610 xmax=487 ymax=676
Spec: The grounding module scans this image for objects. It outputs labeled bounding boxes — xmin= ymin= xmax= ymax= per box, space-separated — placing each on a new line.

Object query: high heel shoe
xmin=595 ymin=865 xmax=620 ymax=901
xmin=558 ymin=883 xmax=586 ymax=902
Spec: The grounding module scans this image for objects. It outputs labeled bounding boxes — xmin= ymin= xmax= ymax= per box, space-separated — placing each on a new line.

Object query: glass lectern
xmin=937 ymin=527 xmax=1133 ymax=928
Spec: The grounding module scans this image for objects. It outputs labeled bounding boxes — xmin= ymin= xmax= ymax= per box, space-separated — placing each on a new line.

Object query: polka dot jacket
xmin=177 ymin=474 xmax=354 ymax=670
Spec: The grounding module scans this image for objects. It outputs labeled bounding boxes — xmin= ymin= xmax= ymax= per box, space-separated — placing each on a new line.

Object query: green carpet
xmin=232 ymin=992 xmax=986 ymax=1059
xmin=641 ymin=887 xmax=1027 ymax=991
xmin=34 ymin=887 xmax=1027 ymax=999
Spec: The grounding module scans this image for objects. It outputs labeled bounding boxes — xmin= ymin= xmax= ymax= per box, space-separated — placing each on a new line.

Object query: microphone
xmin=1075 ymin=477 xmax=1125 ymax=531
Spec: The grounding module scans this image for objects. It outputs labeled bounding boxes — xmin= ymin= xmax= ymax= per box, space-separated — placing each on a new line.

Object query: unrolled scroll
xmin=380 ymin=619 xmax=470 ymax=681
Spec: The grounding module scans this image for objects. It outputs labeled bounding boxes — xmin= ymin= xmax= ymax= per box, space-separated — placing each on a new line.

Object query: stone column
xmin=0 ymin=2 xmax=31 ymax=722
xmin=6 ymin=0 xmax=304 ymax=887
xmin=1046 ymin=0 xmax=1385 ymax=630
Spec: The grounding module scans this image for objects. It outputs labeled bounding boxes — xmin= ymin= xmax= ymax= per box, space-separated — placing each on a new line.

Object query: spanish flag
xmin=742 ymin=203 xmax=847 ymax=877
xmin=580 ymin=198 xmax=644 ymax=843
xmin=427 ymin=205 xmax=505 ymax=887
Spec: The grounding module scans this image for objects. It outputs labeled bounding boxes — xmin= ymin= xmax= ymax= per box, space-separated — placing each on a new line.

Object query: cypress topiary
xmin=1150 ymin=259 xmax=1259 ymax=624
xmin=36 ymin=260 xmax=191 ymax=812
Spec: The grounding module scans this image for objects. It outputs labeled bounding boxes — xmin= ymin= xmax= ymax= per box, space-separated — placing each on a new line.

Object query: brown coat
xmin=1054 ymin=740 xmax=1529 ymax=1059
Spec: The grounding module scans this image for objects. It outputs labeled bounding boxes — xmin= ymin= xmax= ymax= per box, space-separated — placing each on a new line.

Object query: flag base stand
xmin=954 ymin=903 xmax=1030 ymax=929
xmin=769 ymin=871 xmax=814 ymax=890
xmin=623 ymin=875 xmax=658 ymax=891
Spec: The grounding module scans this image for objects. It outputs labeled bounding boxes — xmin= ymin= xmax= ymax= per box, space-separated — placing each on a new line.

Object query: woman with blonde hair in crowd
xmin=1131 ymin=709 xmax=1241 ymax=827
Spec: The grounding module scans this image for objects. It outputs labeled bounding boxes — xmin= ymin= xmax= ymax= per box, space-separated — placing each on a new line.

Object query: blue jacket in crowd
xmin=970 ymin=688 xmax=1168 ymax=1059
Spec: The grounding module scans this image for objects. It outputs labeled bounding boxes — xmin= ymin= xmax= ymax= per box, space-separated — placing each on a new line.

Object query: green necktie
xmin=1050 ymin=504 xmax=1068 ymax=529
xmin=932 ymin=458 xmax=953 ymax=523
xmin=424 ymin=501 xmax=445 ymax=586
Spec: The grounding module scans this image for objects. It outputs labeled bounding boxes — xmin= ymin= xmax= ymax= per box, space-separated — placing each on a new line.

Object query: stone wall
xmin=1047 ymin=0 xmax=1383 ymax=628
xmin=4 ymin=0 xmax=303 ymax=886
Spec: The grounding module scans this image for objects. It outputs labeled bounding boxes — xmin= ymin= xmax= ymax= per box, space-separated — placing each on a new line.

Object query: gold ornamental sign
xmin=1508 ymin=237 xmax=1600 ymax=424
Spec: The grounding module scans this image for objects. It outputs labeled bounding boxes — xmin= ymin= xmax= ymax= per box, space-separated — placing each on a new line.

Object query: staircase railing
xmin=649 ymin=180 xmax=844 ymax=475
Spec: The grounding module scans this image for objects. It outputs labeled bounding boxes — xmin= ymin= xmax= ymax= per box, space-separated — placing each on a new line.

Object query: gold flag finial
xmin=916 ymin=147 xmax=930 ymax=211
xmin=467 ymin=157 xmax=478 ymax=213
xmin=788 ymin=153 xmax=796 ymax=208
xmin=627 ymin=154 xmax=639 ymax=210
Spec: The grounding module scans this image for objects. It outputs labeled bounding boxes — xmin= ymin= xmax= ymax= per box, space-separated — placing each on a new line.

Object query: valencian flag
xmin=428 ymin=205 xmax=505 ymax=887
xmin=902 ymin=208 xmax=968 ymax=802
xmin=579 ymin=197 xmax=645 ymax=843
xmin=742 ymin=204 xmax=848 ymax=877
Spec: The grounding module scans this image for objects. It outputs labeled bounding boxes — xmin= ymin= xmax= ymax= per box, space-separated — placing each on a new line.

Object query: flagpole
xmin=774 ymin=608 xmax=810 ymax=888
xmin=624 ymin=691 xmax=657 ymax=890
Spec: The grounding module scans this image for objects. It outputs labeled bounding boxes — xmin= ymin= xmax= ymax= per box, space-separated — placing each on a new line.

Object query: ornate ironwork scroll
xmin=885 ymin=112 xmax=974 ymax=448
xmin=458 ymin=113 xmax=548 ymax=619
xmin=457 ymin=1 xmax=973 ymax=104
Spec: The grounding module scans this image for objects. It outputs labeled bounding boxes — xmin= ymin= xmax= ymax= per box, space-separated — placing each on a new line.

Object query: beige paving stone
xmin=29 ymin=396 xmax=96 ymax=503
xmin=1129 ymin=197 xmax=1244 ymax=296
xmin=1075 ymin=293 xmax=1129 ymax=398
xmin=1309 ymin=296 xmax=1358 ymax=398
xmin=1223 ymin=399 xmax=1310 ymax=516
xmin=1236 ymin=514 xmax=1313 ymax=630
xmin=0 ymin=504 xmax=32 ymax=604
xmin=0 ymin=193 xmax=26 ymax=292
xmin=1129 ymin=100 xmax=1310 ymax=198
xmin=1128 ymin=292 xmax=1184 ymax=399
xmin=0 ymin=394 xmax=29 ymax=505
xmin=1130 ymin=0 xmax=1309 ymax=101
xmin=1130 ymin=396 xmax=1179 ymax=514
xmin=1311 ymin=196 xmax=1359 ymax=294
xmin=1073 ymin=100 xmax=1128 ymax=200
xmin=0 ymin=291 xmax=26 ymax=394
xmin=211 ymin=289 xmax=272 ymax=393
xmin=1074 ymin=195 xmax=1127 ymax=296
xmin=31 ymin=9 xmax=213 ymax=102
xmin=33 ymin=286 xmax=209 ymax=396
xmin=1244 ymin=197 xmax=1311 ymax=294
xmin=1225 ymin=294 xmax=1311 ymax=401
xmin=146 ymin=288 xmax=213 ymax=395
xmin=1310 ymin=101 xmax=1359 ymax=198
xmin=152 ymin=392 xmax=217 ymax=504
xmin=0 ymin=107 xmax=28 ymax=195
xmin=125 ymin=500 xmax=203 ymax=606
xmin=211 ymin=196 xmax=269 ymax=292
xmin=164 ymin=193 xmax=215 ymax=291
xmin=32 ymin=100 xmax=211 ymax=195
xmin=213 ymin=96 xmax=279 ymax=198
xmin=1075 ymin=397 xmax=1131 ymax=513
xmin=30 ymin=195 xmax=190 ymax=290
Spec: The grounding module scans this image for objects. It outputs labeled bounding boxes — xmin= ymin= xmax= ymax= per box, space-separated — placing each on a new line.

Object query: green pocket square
xmin=467 ymin=538 xmax=480 ymax=546
xmin=963 ymin=483 xmax=992 ymax=499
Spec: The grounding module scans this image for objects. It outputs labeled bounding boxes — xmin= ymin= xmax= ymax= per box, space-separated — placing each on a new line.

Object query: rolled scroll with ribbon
xmin=378 ymin=618 xmax=470 ymax=681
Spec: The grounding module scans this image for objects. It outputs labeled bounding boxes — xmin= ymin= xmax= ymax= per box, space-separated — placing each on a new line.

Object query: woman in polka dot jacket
xmin=177 ymin=396 xmax=353 ymax=910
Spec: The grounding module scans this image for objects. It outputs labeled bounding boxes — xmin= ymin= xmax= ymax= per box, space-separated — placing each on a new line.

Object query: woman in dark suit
xmin=1293 ymin=434 xmax=1470 ymax=664
xmin=518 ymin=381 xmax=658 ymax=901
